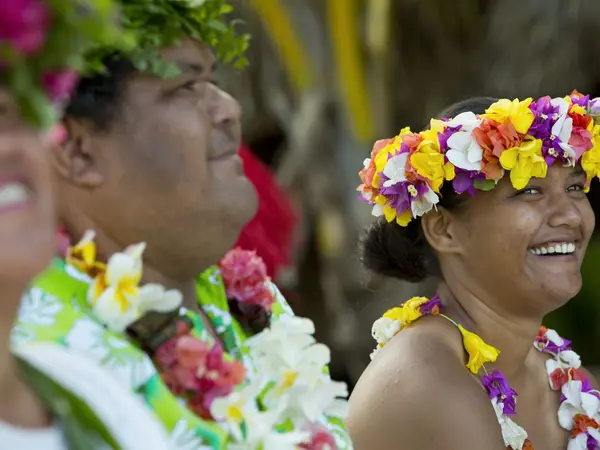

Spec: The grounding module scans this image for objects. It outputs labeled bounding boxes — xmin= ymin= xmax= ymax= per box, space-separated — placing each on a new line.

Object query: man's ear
xmin=49 ymin=117 xmax=104 ymax=188
xmin=420 ymin=207 xmax=464 ymax=254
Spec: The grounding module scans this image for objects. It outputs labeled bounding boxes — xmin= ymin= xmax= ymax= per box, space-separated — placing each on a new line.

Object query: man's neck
xmin=437 ymin=281 xmax=543 ymax=380
xmin=63 ymin=222 xmax=201 ymax=307
xmin=0 ymin=284 xmax=50 ymax=428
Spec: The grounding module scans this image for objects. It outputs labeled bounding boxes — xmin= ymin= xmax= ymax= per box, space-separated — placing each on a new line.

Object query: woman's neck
xmin=436 ymin=281 xmax=543 ymax=380
xmin=0 ymin=284 xmax=50 ymax=428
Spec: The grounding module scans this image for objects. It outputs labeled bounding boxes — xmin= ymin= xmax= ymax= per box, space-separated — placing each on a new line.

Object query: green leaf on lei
xmin=473 ymin=178 xmax=497 ymax=191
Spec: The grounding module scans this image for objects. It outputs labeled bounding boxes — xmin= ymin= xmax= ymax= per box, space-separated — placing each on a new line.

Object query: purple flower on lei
xmin=418 ymin=294 xmax=442 ymax=315
xmin=452 ymin=168 xmax=485 ymax=197
xmin=537 ymin=335 xmax=572 ymax=355
xmin=482 ymin=370 xmax=518 ymax=415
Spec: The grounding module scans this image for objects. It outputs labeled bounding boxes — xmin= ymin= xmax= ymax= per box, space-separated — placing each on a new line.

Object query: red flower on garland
xmin=219 ymin=248 xmax=275 ymax=312
xmin=154 ymin=319 xmax=246 ymax=419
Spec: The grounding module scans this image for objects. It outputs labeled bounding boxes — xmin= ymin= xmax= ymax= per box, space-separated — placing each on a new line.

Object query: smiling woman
xmin=348 ymin=93 xmax=600 ymax=450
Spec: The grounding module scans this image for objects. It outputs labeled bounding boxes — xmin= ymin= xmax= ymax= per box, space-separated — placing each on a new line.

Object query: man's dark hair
xmin=66 ymin=56 xmax=135 ymax=130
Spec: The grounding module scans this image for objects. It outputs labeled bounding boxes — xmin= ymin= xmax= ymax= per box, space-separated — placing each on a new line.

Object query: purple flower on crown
xmin=379 ymin=174 xmax=429 ymax=215
xmin=438 ymin=125 xmax=462 ymax=153
xmin=482 ymin=370 xmax=518 ymax=415
xmin=452 ymin=168 xmax=485 ymax=197
xmin=570 ymin=92 xmax=590 ymax=108
xmin=589 ymin=98 xmax=600 ymax=116
xmin=0 ymin=0 xmax=50 ymax=56
xmin=528 ymin=96 xmax=571 ymax=166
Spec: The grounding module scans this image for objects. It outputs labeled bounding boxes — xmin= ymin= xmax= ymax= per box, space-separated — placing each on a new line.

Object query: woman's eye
xmin=567 ymin=183 xmax=586 ymax=192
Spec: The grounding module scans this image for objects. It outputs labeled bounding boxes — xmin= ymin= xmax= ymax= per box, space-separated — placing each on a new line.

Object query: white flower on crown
xmin=382 ymin=153 xmax=409 ymax=187
xmin=557 ymin=380 xmax=600 ymax=430
xmin=444 ymin=112 xmax=483 ymax=171
xmin=550 ymin=97 xmax=576 ymax=165
xmin=411 ymin=187 xmax=439 ymax=218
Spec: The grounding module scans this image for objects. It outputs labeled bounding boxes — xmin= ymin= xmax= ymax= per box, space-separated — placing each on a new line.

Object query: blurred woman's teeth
xmin=528 ymin=242 xmax=576 ymax=255
xmin=0 ymin=183 xmax=29 ymax=209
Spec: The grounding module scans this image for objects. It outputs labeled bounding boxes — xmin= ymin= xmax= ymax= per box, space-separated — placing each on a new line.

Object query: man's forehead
xmin=159 ymin=39 xmax=216 ymax=74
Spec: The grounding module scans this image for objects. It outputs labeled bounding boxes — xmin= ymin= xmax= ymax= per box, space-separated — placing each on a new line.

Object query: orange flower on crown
xmin=472 ymin=119 xmax=522 ymax=180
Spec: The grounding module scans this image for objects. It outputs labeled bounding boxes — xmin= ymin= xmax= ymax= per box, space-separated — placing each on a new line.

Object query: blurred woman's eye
xmin=516 ymin=187 xmax=541 ymax=196
xmin=178 ymin=80 xmax=205 ymax=92
xmin=567 ymin=183 xmax=586 ymax=193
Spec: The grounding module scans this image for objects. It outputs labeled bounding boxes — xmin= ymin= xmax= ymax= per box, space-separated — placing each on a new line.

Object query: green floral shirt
xmin=12 ymin=259 xmax=351 ymax=449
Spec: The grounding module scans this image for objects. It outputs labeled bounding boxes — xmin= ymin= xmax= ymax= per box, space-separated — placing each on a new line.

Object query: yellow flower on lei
xmin=383 ymin=296 xmax=431 ymax=327
xmin=482 ymin=98 xmax=535 ymax=134
xmin=457 ymin=324 xmax=500 ymax=374
xmin=498 ymin=138 xmax=546 ymax=190
xmin=67 ymin=230 xmax=106 ymax=275
xmin=410 ymin=129 xmax=455 ymax=192
xmin=581 ymin=124 xmax=600 ymax=188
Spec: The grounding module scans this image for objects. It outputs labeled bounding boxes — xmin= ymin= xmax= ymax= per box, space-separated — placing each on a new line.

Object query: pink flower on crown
xmin=0 ymin=0 xmax=50 ymax=56
xmin=42 ymin=70 xmax=78 ymax=103
xmin=219 ymin=248 xmax=275 ymax=311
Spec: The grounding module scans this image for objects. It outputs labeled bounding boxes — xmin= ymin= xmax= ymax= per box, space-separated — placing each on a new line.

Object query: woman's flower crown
xmin=357 ymin=91 xmax=600 ymax=226
xmin=1 ymin=0 xmax=124 ymax=129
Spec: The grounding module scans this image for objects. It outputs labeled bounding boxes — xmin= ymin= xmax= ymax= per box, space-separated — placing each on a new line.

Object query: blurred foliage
xmin=545 ymin=237 xmax=600 ymax=365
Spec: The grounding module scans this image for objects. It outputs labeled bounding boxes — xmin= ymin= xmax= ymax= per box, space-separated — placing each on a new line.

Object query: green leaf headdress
xmin=1 ymin=0 xmax=125 ymax=129
xmin=85 ymin=0 xmax=250 ymax=79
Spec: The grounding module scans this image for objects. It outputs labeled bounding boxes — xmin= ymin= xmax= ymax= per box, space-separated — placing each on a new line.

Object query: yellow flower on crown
xmin=372 ymin=132 xmax=406 ymax=189
xmin=382 ymin=296 xmax=431 ymax=327
xmin=498 ymin=138 xmax=546 ymax=190
xmin=457 ymin=324 xmax=500 ymax=374
xmin=410 ymin=129 xmax=455 ymax=192
xmin=482 ymin=98 xmax=535 ymax=134
xmin=582 ymin=124 xmax=600 ymax=189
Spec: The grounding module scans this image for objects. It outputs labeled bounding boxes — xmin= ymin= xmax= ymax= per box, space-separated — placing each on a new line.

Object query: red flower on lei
xmin=154 ymin=319 xmax=246 ymax=419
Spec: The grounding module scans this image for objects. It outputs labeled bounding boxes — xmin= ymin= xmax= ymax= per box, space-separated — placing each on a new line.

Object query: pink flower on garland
xmin=155 ymin=321 xmax=246 ymax=420
xmin=0 ymin=0 xmax=50 ymax=56
xmin=299 ymin=423 xmax=338 ymax=450
xmin=219 ymin=248 xmax=275 ymax=312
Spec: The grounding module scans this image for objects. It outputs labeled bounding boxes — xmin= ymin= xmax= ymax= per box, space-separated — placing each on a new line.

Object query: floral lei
xmin=358 ymin=91 xmax=600 ymax=227
xmin=66 ymin=230 xmax=348 ymax=448
xmin=371 ymin=296 xmax=600 ymax=450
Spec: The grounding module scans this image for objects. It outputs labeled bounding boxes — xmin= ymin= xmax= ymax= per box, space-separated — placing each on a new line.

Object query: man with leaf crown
xmin=12 ymin=0 xmax=353 ymax=448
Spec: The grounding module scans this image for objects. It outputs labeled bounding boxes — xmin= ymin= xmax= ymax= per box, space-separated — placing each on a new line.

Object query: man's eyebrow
xmin=174 ymin=61 xmax=217 ymax=75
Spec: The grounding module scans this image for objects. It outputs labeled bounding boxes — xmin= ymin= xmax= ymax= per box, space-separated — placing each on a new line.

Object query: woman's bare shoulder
xmin=347 ymin=318 xmax=506 ymax=450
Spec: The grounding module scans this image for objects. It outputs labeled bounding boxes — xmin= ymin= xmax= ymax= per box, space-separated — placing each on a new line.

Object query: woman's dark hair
xmin=66 ymin=56 xmax=135 ymax=130
xmin=360 ymin=96 xmax=499 ymax=283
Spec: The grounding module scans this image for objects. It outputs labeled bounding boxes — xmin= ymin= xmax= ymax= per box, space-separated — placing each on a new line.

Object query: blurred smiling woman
xmin=347 ymin=94 xmax=600 ymax=450
xmin=0 ymin=1 xmax=171 ymax=448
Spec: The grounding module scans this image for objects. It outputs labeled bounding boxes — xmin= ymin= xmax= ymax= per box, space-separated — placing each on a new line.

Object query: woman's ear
xmin=420 ymin=208 xmax=464 ymax=254
xmin=49 ymin=117 xmax=104 ymax=188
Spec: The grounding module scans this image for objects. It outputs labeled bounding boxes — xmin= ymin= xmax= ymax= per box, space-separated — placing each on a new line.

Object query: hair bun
xmin=360 ymin=218 xmax=429 ymax=283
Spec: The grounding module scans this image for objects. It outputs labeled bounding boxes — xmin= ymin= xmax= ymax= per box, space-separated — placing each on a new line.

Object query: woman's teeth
xmin=0 ymin=183 xmax=29 ymax=209
xmin=528 ymin=242 xmax=576 ymax=255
